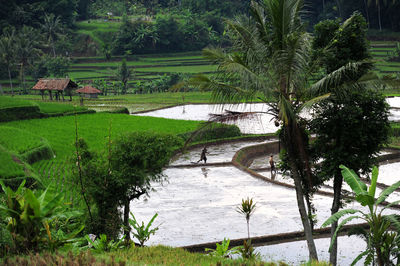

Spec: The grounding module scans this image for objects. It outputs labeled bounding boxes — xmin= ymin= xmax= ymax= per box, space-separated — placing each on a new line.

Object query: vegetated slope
xmin=1 ymin=113 xmax=201 ymax=202
xmin=0 ymin=145 xmax=41 ymax=189
xmin=3 ymin=113 xmax=201 ymax=158
xmin=0 ymin=96 xmax=91 ymax=122
xmin=0 ymin=126 xmax=54 ymax=164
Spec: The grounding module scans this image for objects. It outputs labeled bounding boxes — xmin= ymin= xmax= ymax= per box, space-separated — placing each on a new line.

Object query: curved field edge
xmin=0 ymin=145 xmax=41 ymax=188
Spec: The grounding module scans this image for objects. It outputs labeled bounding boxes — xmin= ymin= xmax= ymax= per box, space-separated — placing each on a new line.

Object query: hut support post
xmin=49 ymin=90 xmax=53 ymax=101
xmin=40 ymin=90 xmax=44 ymax=100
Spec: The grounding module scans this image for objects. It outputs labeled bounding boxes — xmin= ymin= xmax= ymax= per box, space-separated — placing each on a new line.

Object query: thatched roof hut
xmin=32 ymin=78 xmax=78 ymax=101
xmin=76 ymin=86 xmax=101 ymax=98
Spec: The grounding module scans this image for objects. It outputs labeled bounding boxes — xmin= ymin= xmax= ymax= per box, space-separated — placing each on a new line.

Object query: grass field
xmin=3 ymin=113 xmax=201 ymax=158
xmin=0 ymin=127 xmax=47 ymax=154
xmin=0 ymin=145 xmax=27 ymax=179
xmin=0 ymin=96 xmax=36 ymax=109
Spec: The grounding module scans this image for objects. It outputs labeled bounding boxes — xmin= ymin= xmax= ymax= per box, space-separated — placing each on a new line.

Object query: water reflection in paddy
xmin=130 ymin=166 xmax=366 ymax=248
xmin=135 ymin=100 xmax=400 ymax=133
xmin=135 ymin=103 xmax=276 ymax=134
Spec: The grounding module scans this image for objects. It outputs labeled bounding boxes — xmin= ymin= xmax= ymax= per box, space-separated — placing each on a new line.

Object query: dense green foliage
xmin=0 ymin=181 xmax=83 ymax=254
xmin=313 ymin=12 xmax=371 ymax=73
xmin=311 ymin=89 xmax=390 ymax=185
xmin=0 ymin=146 xmax=40 ymax=189
xmin=76 ymin=131 xmax=182 ymax=239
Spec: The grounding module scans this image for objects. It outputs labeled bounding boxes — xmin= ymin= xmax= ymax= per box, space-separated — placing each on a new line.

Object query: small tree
xmin=312 ymin=12 xmax=390 ymax=266
xmin=116 ymin=58 xmax=132 ymax=94
xmin=41 ymin=13 xmax=63 ymax=57
xmin=110 ymin=132 xmax=182 ymax=240
xmin=236 ymin=197 xmax=256 ymax=239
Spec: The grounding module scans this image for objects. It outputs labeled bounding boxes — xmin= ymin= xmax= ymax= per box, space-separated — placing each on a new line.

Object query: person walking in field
xmin=197 ymin=146 xmax=208 ymax=164
xmin=269 ymin=155 xmax=277 ymax=178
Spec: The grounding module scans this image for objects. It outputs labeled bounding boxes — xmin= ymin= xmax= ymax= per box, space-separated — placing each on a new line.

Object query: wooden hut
xmin=32 ymin=78 xmax=77 ymax=101
xmin=76 ymin=86 xmax=101 ymax=98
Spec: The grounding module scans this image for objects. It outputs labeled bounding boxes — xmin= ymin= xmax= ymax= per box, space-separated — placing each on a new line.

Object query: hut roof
xmin=76 ymin=86 xmax=101 ymax=94
xmin=32 ymin=78 xmax=77 ymax=91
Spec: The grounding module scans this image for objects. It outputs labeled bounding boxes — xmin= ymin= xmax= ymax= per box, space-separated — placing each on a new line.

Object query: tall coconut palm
xmin=187 ymin=0 xmax=376 ymax=261
xmin=41 ymin=13 xmax=63 ymax=57
xmin=367 ymin=0 xmax=397 ymax=31
xmin=15 ymin=26 xmax=41 ymax=93
xmin=0 ymin=30 xmax=16 ymax=95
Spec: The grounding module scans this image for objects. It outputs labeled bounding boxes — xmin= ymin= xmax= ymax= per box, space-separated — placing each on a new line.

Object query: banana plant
xmin=128 ymin=212 xmax=159 ymax=246
xmin=0 ymin=181 xmax=83 ymax=253
xmin=322 ymin=165 xmax=400 ymax=266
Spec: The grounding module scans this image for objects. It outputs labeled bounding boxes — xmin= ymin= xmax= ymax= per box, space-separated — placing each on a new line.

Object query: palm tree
xmin=186 ymin=0 xmax=377 ymax=261
xmin=15 ymin=26 xmax=41 ymax=93
xmin=367 ymin=0 xmax=397 ymax=31
xmin=368 ymin=0 xmax=383 ymax=31
xmin=189 ymin=0 xmax=322 ymax=260
xmin=41 ymin=13 xmax=63 ymax=57
xmin=0 ymin=30 xmax=16 ymax=95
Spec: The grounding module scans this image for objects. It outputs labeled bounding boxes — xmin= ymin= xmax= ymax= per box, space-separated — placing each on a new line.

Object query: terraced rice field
xmin=68 ymin=52 xmax=216 ymax=81
xmin=370 ymin=41 xmax=400 ymax=76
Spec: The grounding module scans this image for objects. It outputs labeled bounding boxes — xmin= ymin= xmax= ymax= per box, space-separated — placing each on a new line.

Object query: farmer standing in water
xmin=197 ymin=146 xmax=208 ymax=164
xmin=269 ymin=155 xmax=277 ymax=179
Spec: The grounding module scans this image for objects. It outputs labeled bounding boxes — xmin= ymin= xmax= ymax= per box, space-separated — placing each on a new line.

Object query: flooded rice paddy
xmin=135 ymin=99 xmax=400 ymax=134
xmin=130 ymin=142 xmax=399 ymax=265
xmin=131 ymin=100 xmax=400 ymax=264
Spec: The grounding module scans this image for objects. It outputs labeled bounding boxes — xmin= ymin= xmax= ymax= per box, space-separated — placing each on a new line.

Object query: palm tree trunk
xmin=52 ymin=39 xmax=56 ymax=57
xmin=329 ymin=171 xmax=343 ymax=266
xmin=283 ymin=125 xmax=318 ymax=261
xmin=378 ymin=3 xmax=382 ymax=31
xmin=363 ymin=0 xmax=370 ymax=28
xmin=335 ymin=0 xmax=342 ymax=17
xmin=289 ymin=158 xmax=319 ymax=261
xmin=247 ymin=220 xmax=250 ymax=239
xmin=7 ymin=66 xmax=14 ymax=96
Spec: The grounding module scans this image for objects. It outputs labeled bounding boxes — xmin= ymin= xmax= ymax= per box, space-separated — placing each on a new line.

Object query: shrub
xmin=179 ymin=124 xmax=242 ymax=142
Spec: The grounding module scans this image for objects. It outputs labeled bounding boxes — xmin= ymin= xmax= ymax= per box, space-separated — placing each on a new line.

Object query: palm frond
xmin=310 ymin=61 xmax=374 ymax=95
xmin=299 ymin=93 xmax=331 ymax=112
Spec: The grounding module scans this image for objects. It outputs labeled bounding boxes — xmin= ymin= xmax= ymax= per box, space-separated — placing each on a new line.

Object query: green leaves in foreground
xmin=0 ymin=180 xmax=83 ymax=253
xmin=322 ymin=165 xmax=400 ymax=265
